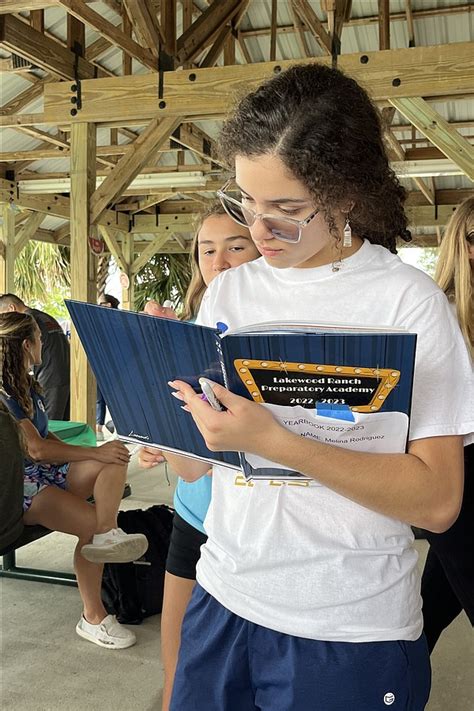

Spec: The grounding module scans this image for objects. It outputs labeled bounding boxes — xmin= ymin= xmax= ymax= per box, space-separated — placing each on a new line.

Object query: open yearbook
xmin=66 ymin=300 xmax=417 ymax=481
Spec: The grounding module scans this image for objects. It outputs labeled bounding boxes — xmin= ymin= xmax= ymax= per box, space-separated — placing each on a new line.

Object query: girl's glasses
xmin=217 ymin=181 xmax=319 ymax=244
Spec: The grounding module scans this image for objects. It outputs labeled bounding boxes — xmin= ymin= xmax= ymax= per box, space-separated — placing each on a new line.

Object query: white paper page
xmin=244 ymin=406 xmax=409 ymax=480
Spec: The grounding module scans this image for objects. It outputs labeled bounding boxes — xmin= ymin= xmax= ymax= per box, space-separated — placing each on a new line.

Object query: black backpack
xmin=101 ymin=504 xmax=174 ymax=625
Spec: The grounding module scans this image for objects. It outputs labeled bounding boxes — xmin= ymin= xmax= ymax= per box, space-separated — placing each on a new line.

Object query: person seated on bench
xmin=0 ymin=312 xmax=148 ymax=649
xmin=0 ymin=402 xmax=24 ymax=551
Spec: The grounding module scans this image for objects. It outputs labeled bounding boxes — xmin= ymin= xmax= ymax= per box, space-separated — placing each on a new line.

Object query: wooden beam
xmin=0 ymin=188 xmax=129 ymax=231
xmin=30 ymin=9 xmax=44 ymax=32
xmin=56 ymin=0 xmax=157 ymax=71
xmin=122 ymin=0 xmax=164 ymax=56
xmin=292 ymin=0 xmax=331 ymax=55
xmin=121 ymin=232 xmax=134 ymax=309
xmin=70 ymin=122 xmax=96 ymax=426
xmin=238 ymin=3 xmax=472 ymax=36
xmin=14 ymin=210 xmax=44 ymax=255
xmin=98 ymin=225 xmax=128 ymax=273
xmin=41 ymin=42 xmax=474 ymax=124
xmin=405 ymin=204 xmax=458 ymax=228
xmin=289 ymin=2 xmax=310 ymax=57
xmin=237 ymin=29 xmax=251 ymax=63
xmin=0 ymin=13 xmax=96 ymax=80
xmin=131 ymin=213 xmax=197 ymax=233
xmin=161 ymin=0 xmax=177 ymax=57
xmin=90 ymin=116 xmax=182 ymax=224
xmin=67 ymin=14 xmax=85 ymax=55
xmin=405 ymin=0 xmax=415 ymax=47
xmin=0 ymin=202 xmax=15 ymax=294
xmin=270 ymin=0 xmax=277 ymax=61
xmin=378 ymin=0 xmax=390 ymax=50
xmin=176 ymin=0 xmax=243 ymax=65
xmin=130 ymin=193 xmax=175 ymax=214
xmin=389 ymin=97 xmax=474 ymax=181
xmin=130 ymin=233 xmax=172 ymax=275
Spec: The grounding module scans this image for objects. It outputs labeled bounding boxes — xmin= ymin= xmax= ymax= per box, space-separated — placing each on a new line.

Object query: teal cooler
xmin=49 ymin=420 xmax=96 ymax=447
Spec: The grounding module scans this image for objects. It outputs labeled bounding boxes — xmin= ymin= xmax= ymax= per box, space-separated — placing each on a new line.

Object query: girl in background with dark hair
xmin=96 ymin=293 xmax=120 ymax=440
xmin=140 ymin=203 xmax=259 ymax=711
xmin=421 ymin=196 xmax=474 ymax=652
xmin=0 ymin=312 xmax=148 ymax=649
xmin=162 ymin=64 xmax=473 ymax=711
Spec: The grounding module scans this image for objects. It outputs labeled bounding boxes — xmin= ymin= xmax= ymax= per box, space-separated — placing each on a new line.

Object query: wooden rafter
xmin=0 ymin=14 xmax=96 ymax=80
xmin=270 ymin=0 xmax=278 ymax=61
xmin=130 ymin=234 xmax=173 ymax=275
xmin=0 ymin=182 xmax=129 ymax=231
xmin=161 ymin=0 xmax=177 ymax=58
xmin=176 ymin=0 xmax=244 ymax=66
xmin=382 ymin=110 xmax=435 ymax=206
xmin=405 ymin=0 xmax=416 ymax=46
xmin=56 ymin=0 xmax=157 ymax=71
xmin=122 ymin=0 xmax=164 ymax=57
xmin=90 ymin=116 xmax=182 ymax=224
xmin=292 ymin=0 xmax=331 ymax=55
xmin=378 ymin=0 xmax=390 ymax=50
xmin=98 ymin=225 xmax=128 ymax=273
xmin=130 ymin=193 xmax=175 ymax=214
xmin=14 ymin=210 xmax=44 ymax=255
xmin=289 ymin=2 xmax=310 ymax=58
xmin=389 ymin=97 xmax=474 ymax=181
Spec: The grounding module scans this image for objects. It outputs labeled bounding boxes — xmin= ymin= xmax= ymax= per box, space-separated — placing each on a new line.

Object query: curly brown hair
xmin=218 ymin=63 xmax=410 ymax=253
xmin=0 ymin=312 xmax=40 ymax=418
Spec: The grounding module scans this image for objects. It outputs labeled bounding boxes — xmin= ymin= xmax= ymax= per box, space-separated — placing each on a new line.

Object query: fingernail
xmin=171 ymin=391 xmax=184 ymax=401
xmin=168 ymin=380 xmax=176 ymax=387
xmin=181 ymin=405 xmax=191 ymax=412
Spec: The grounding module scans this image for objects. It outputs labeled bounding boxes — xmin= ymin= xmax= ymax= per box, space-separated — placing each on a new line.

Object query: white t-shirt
xmin=195 ymin=240 xmax=474 ymax=642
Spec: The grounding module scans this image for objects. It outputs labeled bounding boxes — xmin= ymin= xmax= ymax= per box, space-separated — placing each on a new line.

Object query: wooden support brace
xmin=130 ymin=234 xmax=171 ymax=275
xmin=14 ymin=211 xmax=44 ymax=256
xmin=389 ymin=97 xmax=474 ymax=181
xmin=291 ymin=0 xmax=332 ymax=54
xmin=90 ymin=116 xmax=182 ymax=224
xmin=98 ymin=225 xmax=129 ymax=273
xmin=0 ymin=203 xmax=15 ymax=294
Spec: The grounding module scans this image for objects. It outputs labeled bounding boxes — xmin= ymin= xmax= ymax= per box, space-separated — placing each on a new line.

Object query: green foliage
xmin=134 ymin=253 xmax=192 ymax=313
xmin=417 ymin=246 xmax=439 ymax=278
xmin=15 ymin=242 xmax=71 ymax=318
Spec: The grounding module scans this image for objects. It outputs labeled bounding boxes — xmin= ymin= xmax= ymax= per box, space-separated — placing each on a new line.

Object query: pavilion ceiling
xmin=1 ymin=0 xmax=473 ymax=254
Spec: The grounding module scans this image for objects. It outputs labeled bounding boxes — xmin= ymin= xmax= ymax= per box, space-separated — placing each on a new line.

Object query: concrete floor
xmin=0 ymin=447 xmax=472 ymax=711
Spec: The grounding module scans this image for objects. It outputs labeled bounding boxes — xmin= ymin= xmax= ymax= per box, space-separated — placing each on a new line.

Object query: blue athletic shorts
xmin=170 ymin=584 xmax=431 ymax=711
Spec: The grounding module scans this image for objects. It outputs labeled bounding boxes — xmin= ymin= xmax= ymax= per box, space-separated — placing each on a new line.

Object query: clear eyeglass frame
xmin=216 ymin=180 xmax=319 ymax=244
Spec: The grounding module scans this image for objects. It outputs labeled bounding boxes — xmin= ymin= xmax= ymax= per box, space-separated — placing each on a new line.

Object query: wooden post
xmin=121 ymin=232 xmax=134 ymax=310
xmin=70 ymin=122 xmax=97 ymax=427
xmin=0 ymin=202 xmax=15 ymax=294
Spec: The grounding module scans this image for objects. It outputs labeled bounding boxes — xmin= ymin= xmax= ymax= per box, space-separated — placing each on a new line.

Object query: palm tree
xmin=15 ymin=242 xmax=71 ymax=318
xmin=134 ymin=253 xmax=192 ymax=313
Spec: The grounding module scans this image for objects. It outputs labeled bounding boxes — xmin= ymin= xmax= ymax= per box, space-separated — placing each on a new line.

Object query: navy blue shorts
xmin=170 ymin=584 xmax=431 ymax=711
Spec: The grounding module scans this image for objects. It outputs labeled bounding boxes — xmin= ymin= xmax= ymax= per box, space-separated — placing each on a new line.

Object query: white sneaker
xmin=76 ymin=614 xmax=136 ymax=649
xmin=81 ymin=528 xmax=148 ymax=563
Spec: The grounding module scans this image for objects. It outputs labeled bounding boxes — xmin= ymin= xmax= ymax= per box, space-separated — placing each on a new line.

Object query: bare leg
xmin=66 ymin=459 xmax=128 ymax=534
xmin=161 ymin=572 xmax=196 ymax=711
xmin=24 ymin=487 xmax=107 ymax=623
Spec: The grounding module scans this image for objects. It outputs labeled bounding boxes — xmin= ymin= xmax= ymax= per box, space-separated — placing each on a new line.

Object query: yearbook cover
xmin=66 ymin=301 xmax=417 ymax=480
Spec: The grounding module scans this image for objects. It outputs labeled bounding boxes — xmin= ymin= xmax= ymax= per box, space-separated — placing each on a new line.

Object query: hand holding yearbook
xmin=66 ymin=301 xmax=417 ymax=481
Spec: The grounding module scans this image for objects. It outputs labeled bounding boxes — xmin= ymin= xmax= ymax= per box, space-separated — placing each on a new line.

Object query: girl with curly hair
xmin=162 ymin=63 xmax=473 ymax=711
xmin=0 ymin=312 xmax=148 ymax=649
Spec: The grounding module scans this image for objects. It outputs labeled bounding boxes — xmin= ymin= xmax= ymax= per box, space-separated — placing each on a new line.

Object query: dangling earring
xmin=343 ymin=217 xmax=352 ymax=248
